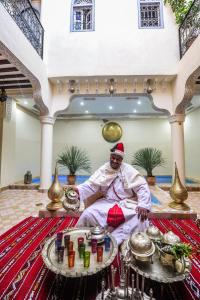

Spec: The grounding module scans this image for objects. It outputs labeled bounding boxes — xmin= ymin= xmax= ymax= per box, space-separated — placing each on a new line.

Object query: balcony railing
xmin=179 ymin=0 xmax=200 ymax=58
xmin=0 ymin=0 xmax=44 ymax=58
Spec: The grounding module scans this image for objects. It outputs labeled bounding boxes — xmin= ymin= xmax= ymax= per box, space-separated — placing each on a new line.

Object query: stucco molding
xmin=168 ymin=114 xmax=185 ymax=124
xmin=39 ymin=115 xmax=55 ymax=125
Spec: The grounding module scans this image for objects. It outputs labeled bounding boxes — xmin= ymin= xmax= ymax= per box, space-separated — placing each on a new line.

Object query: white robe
xmin=76 ymin=162 xmax=151 ymax=245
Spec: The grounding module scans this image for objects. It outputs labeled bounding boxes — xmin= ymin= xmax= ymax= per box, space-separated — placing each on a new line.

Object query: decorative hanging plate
xmin=102 ymin=121 xmax=122 ymax=143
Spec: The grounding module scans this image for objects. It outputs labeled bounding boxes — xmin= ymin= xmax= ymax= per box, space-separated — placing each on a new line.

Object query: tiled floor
xmin=0 ymin=190 xmax=49 ymax=235
xmin=0 ymin=187 xmax=199 ymax=236
xmin=150 ymin=185 xmax=200 ymax=215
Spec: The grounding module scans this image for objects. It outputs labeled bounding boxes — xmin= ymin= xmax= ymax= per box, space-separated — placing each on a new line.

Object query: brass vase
xmin=169 ymin=163 xmax=190 ymax=211
xmin=47 ymin=165 xmax=64 ymax=211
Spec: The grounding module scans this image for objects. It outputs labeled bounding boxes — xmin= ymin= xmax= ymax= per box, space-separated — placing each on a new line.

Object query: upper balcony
xmin=179 ymin=0 xmax=200 ymax=58
xmin=0 ymin=0 xmax=44 ymax=58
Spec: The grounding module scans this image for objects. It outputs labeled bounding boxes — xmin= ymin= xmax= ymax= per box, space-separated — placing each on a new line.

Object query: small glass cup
xmin=91 ymin=239 xmax=97 ymax=253
xmin=77 ymin=237 xmax=84 ymax=248
xmin=55 ymin=239 xmax=62 ymax=253
xmin=57 ymin=232 xmax=63 ymax=241
xmin=67 ymin=241 xmax=74 ymax=255
xmin=97 ymin=246 xmax=103 ymax=263
xmin=64 ymin=235 xmax=70 ymax=248
xmin=84 ymin=251 xmax=90 ymax=268
xmin=78 ymin=243 xmax=86 ymax=259
xmin=68 ymin=250 xmax=75 ymax=268
xmin=104 ymin=236 xmax=111 ymax=252
xmin=57 ymin=246 xmax=64 ymax=263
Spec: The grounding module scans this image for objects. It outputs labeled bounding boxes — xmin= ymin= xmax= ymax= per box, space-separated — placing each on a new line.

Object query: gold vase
xmin=169 ymin=163 xmax=190 ymax=211
xmin=47 ymin=165 xmax=64 ymax=211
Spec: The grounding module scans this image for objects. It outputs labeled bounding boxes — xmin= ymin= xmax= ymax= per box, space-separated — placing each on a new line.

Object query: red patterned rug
xmin=152 ymin=219 xmax=200 ymax=300
xmin=0 ymin=217 xmax=199 ymax=300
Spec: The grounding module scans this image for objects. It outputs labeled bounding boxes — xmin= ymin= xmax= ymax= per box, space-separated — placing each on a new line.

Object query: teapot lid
xmin=68 ymin=190 xmax=78 ymax=199
xmin=163 ymin=231 xmax=180 ymax=245
xmin=146 ymin=225 xmax=162 ymax=240
xmin=91 ymin=226 xmax=104 ymax=235
xmin=129 ymin=232 xmax=154 ymax=256
xmin=66 ymin=189 xmax=78 ymax=200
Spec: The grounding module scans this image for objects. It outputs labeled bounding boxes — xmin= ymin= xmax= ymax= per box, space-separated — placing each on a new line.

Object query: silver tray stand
xmin=42 ymin=227 xmax=118 ymax=278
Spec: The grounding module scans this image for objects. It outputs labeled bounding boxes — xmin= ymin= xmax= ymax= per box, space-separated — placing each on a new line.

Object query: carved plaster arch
xmin=146 ymin=93 xmax=170 ymax=116
xmin=0 ymin=41 xmax=49 ymax=116
xmin=54 ymin=92 xmax=170 ymax=117
xmin=176 ymin=66 xmax=200 ymax=114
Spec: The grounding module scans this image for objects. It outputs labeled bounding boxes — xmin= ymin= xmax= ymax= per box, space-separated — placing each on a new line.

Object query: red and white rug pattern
xmin=0 ymin=216 xmax=78 ymax=299
xmin=152 ymin=218 xmax=200 ymax=300
xmin=0 ymin=217 xmax=199 ymax=300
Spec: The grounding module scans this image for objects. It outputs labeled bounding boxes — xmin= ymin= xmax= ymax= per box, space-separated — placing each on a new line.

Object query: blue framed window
xmin=71 ymin=0 xmax=94 ymax=32
xmin=138 ymin=0 xmax=164 ymax=29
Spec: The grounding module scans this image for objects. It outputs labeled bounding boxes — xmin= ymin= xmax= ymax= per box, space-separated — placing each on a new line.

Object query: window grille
xmin=138 ymin=0 xmax=163 ymax=28
xmin=71 ymin=0 xmax=94 ymax=31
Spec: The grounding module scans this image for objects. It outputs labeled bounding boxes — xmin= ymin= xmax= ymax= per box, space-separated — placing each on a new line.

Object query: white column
xmin=39 ymin=115 xmax=55 ymax=191
xmin=169 ymin=114 xmax=185 ymax=184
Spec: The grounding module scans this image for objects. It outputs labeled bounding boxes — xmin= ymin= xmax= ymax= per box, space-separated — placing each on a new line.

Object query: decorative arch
xmin=176 ymin=66 xmax=200 ymax=114
xmin=0 ymin=41 xmax=49 ymax=116
xmin=71 ymin=0 xmax=95 ymax=32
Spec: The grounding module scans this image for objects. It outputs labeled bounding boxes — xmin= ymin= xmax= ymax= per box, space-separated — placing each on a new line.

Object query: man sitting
xmin=75 ymin=143 xmax=151 ymax=245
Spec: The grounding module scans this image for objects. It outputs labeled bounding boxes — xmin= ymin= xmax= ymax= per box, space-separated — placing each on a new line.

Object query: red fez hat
xmin=110 ymin=143 xmax=124 ymax=158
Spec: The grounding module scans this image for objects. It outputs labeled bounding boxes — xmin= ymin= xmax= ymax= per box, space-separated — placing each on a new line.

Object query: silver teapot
xmin=63 ymin=188 xmax=80 ymax=211
xmin=86 ymin=226 xmax=106 ymax=241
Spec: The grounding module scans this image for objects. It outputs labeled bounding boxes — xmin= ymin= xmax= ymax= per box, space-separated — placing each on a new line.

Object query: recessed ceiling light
xmin=137 ymin=100 xmax=141 ymax=105
xmin=80 ymin=101 xmax=84 ymax=106
xmin=109 ymin=105 xmax=113 ymax=110
xmin=85 ymin=110 xmax=89 ymax=114
xmin=133 ymin=109 xmax=137 ymax=113
xmin=24 ymin=101 xmax=28 ymax=105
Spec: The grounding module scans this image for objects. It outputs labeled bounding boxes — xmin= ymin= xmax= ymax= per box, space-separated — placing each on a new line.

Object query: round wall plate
xmin=102 ymin=121 xmax=122 ymax=143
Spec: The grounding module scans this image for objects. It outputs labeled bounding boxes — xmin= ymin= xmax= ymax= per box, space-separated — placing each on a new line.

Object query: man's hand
xmin=136 ymin=207 xmax=149 ymax=222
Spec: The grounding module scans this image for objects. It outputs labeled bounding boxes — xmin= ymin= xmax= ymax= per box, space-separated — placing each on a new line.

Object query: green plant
xmin=57 ymin=146 xmax=91 ymax=175
xmin=171 ymin=243 xmax=192 ymax=259
xmin=164 ymin=0 xmax=193 ymax=25
xmin=131 ymin=147 xmax=165 ymax=177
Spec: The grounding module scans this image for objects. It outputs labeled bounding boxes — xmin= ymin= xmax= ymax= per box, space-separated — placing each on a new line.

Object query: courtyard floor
xmin=0 ymin=187 xmax=199 ymax=235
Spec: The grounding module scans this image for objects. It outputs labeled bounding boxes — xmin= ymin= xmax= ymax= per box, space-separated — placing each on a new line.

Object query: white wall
xmin=15 ymin=107 xmax=41 ymax=181
xmin=185 ymin=108 xmax=200 ymax=180
xmin=1 ymin=105 xmax=200 ymax=185
xmin=53 ymin=118 xmax=171 ymax=176
xmin=0 ymin=101 xmax=16 ymax=187
xmin=42 ymin=0 xmax=179 ymax=77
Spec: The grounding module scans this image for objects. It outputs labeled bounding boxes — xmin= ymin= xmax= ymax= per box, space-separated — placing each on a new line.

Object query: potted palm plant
xmin=131 ymin=147 xmax=166 ymax=185
xmin=57 ymin=146 xmax=91 ymax=185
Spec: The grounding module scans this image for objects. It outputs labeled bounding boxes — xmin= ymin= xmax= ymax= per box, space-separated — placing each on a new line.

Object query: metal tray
xmin=121 ymin=240 xmax=191 ymax=283
xmin=42 ymin=227 xmax=118 ymax=278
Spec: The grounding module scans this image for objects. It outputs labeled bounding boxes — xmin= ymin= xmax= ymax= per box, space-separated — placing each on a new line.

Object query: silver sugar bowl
xmin=129 ymin=232 xmax=155 ymax=262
